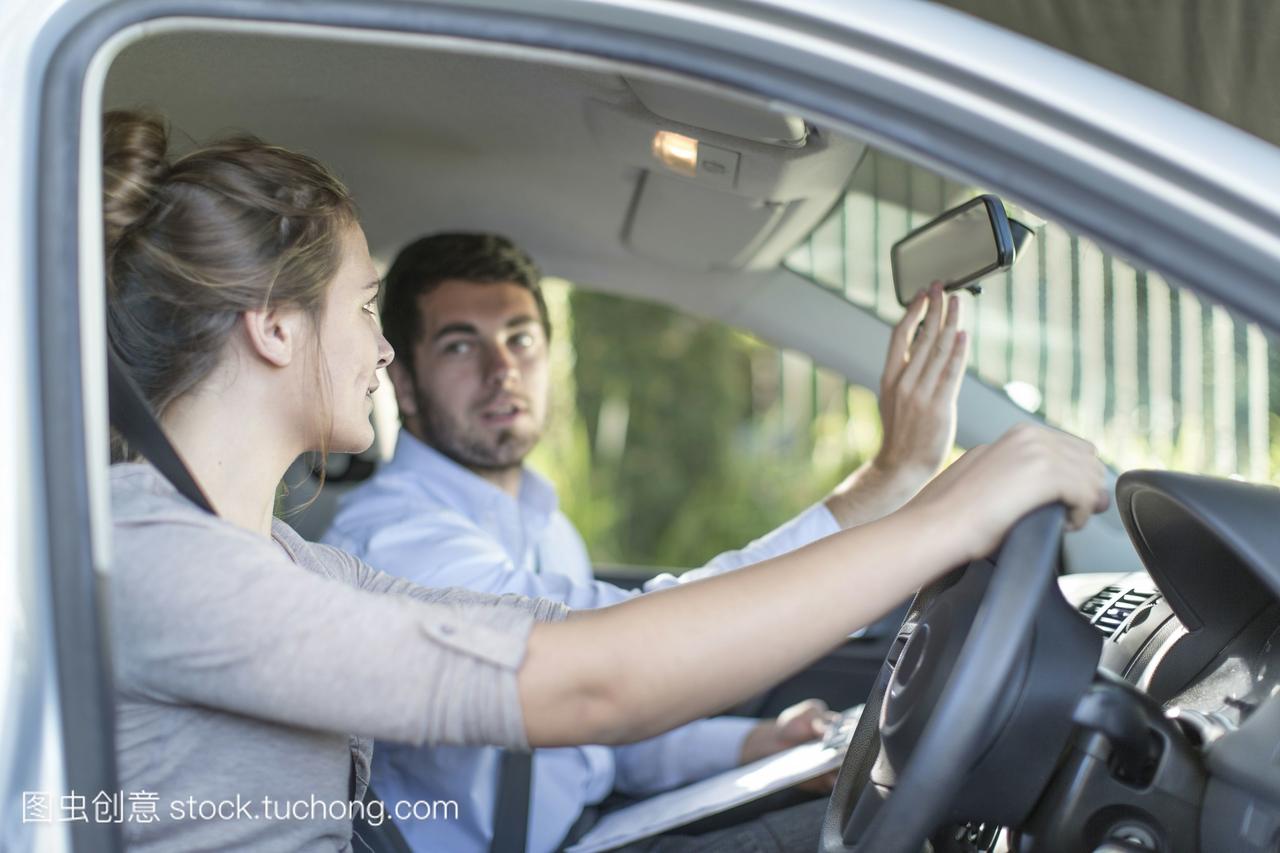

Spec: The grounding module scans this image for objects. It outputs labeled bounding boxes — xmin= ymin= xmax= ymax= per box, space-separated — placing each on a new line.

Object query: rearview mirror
xmin=891 ymin=194 xmax=1034 ymax=306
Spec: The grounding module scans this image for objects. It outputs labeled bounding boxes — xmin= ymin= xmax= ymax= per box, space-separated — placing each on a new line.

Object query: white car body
xmin=5 ymin=1 xmax=1280 ymax=850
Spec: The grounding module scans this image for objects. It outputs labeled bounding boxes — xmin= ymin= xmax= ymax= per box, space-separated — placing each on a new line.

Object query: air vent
xmin=1079 ymin=587 xmax=1160 ymax=639
xmin=1078 ymin=586 xmax=1122 ymax=619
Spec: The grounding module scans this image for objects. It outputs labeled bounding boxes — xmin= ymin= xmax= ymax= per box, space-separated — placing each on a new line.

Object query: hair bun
xmin=102 ymin=110 xmax=170 ymax=251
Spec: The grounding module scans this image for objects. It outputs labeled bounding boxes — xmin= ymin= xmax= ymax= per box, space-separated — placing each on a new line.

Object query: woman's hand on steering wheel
xmin=905 ymin=422 xmax=1111 ymax=563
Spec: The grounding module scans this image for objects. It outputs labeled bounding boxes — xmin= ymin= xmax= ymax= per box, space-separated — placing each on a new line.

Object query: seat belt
xmin=107 ymin=348 xmax=215 ymax=515
xmin=352 ymin=784 xmax=414 ymax=853
xmin=490 ymin=750 xmax=533 ymax=853
xmin=488 ymin=552 xmax=539 ymax=853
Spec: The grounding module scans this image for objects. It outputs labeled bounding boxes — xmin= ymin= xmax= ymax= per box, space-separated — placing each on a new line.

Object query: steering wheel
xmin=820 ymin=504 xmax=1103 ymax=852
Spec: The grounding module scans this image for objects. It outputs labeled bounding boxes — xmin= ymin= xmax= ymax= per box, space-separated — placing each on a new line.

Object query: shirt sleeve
xmin=110 ymin=518 xmax=560 ymax=750
xmin=641 ymin=501 xmax=840 ymax=592
xmin=610 ymin=716 xmax=757 ymax=796
xmin=329 ymin=511 xmax=640 ymax=611
xmin=303 ymin=538 xmax=570 ymax=623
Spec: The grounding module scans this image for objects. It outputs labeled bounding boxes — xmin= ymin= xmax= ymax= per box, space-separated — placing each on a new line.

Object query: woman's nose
xmin=376 ymin=332 xmax=394 ymax=369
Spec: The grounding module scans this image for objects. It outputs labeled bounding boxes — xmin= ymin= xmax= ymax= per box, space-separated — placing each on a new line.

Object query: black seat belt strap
xmin=107 ymin=347 xmax=215 ymax=515
xmin=490 ymin=750 xmax=533 ymax=853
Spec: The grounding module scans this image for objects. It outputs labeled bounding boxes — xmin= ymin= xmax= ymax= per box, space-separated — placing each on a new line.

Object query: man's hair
xmin=381 ymin=232 xmax=551 ymax=366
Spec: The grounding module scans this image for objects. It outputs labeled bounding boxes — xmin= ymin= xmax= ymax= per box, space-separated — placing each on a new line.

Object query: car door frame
xmin=25 ymin=2 xmax=1280 ymax=850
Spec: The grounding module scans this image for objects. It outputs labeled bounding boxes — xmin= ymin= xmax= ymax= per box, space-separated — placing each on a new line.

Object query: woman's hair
xmin=102 ymin=110 xmax=357 ymax=462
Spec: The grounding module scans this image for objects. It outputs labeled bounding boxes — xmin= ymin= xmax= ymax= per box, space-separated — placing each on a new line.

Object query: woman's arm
xmin=521 ymin=506 xmax=950 ymax=746
xmin=518 ymin=423 xmax=1109 ymax=747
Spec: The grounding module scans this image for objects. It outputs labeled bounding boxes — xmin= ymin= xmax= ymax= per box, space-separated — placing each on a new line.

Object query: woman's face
xmin=314 ymin=223 xmax=393 ymax=453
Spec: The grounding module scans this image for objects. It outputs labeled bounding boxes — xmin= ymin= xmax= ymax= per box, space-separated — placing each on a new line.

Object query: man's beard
xmin=414 ymin=386 xmax=540 ymax=473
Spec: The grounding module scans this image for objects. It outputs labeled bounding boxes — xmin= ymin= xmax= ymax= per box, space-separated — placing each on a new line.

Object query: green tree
xmin=532 ymin=284 xmax=882 ymax=570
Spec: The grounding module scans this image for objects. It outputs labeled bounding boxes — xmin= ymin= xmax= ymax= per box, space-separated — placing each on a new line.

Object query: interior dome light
xmin=652 ymin=130 xmax=699 ymax=177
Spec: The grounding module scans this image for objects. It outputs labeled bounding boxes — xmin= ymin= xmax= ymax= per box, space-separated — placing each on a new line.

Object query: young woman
xmin=103 ymin=109 xmax=1108 ymax=851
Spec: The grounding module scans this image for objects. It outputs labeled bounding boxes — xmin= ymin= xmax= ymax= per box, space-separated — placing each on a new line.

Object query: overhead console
xmin=627 ymin=78 xmax=809 ymax=146
xmin=585 ymin=77 xmax=866 ymax=272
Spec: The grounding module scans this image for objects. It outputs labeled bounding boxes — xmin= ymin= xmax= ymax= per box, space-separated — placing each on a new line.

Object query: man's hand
xmin=825 ymin=282 xmax=969 ymax=529
xmin=875 ymin=282 xmax=968 ymax=482
xmin=739 ymin=698 xmax=836 ymax=764
xmin=739 ymin=699 xmax=840 ymax=792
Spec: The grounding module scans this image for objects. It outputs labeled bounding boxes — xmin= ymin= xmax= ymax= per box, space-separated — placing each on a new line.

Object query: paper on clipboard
xmin=565 ymin=704 xmax=862 ymax=853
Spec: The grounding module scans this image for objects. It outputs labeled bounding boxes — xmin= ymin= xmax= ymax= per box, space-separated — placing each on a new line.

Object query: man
xmin=323 ymin=233 xmax=967 ymax=852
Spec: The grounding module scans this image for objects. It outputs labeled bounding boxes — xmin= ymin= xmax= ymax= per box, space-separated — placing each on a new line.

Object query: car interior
xmin=88 ymin=20 xmax=1280 ymax=853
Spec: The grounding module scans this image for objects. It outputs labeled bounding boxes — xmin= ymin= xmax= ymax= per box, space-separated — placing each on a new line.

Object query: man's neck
xmin=473 ymin=464 xmax=523 ymax=499
xmin=403 ymin=425 xmax=524 ymax=498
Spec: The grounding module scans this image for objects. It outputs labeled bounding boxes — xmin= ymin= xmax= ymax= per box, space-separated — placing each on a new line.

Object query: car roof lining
xmin=102 ymin=26 xmax=865 ymax=280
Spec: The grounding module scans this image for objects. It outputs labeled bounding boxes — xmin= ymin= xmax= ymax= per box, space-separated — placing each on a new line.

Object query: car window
xmin=787 ymin=148 xmax=1280 ymax=485
xmin=523 ymin=280 xmax=886 ymax=571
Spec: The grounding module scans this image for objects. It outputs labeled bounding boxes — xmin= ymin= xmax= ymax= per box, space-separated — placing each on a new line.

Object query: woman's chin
xmin=329 ymin=422 xmax=376 ymax=455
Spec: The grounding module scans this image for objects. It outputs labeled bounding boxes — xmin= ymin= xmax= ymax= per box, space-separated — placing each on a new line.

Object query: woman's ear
xmin=241 ymin=307 xmax=307 ymax=368
xmin=387 ymin=360 xmax=418 ymax=417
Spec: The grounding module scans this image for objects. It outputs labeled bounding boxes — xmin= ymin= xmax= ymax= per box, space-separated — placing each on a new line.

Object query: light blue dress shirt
xmin=322 ymin=430 xmax=839 ymax=853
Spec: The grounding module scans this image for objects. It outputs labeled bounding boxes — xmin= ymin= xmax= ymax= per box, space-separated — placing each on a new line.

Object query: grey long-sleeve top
xmin=107 ymin=463 xmax=568 ymax=852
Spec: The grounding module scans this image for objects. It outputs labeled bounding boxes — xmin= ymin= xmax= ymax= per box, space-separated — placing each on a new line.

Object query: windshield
xmin=786 ymin=149 xmax=1280 ymax=484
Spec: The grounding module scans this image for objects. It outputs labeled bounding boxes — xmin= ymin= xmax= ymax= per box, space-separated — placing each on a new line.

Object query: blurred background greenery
xmin=528 ymin=281 xmax=884 ymax=570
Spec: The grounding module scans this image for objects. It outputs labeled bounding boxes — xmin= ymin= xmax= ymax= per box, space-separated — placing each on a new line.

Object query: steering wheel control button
xmin=892 ymin=624 xmax=929 ymax=691
xmin=882 ymin=600 xmax=960 ymax=748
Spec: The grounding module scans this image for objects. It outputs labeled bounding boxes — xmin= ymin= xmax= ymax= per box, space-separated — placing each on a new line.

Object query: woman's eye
xmin=362 ymin=298 xmax=379 ymax=316
xmin=511 ymin=332 xmax=535 ymax=349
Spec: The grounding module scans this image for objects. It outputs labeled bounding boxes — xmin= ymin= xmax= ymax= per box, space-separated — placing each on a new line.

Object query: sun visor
xmin=624 ymin=172 xmax=789 ymax=271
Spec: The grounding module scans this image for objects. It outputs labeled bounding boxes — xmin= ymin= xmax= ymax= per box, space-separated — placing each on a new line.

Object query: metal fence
xmin=785 ymin=150 xmax=1278 ymax=483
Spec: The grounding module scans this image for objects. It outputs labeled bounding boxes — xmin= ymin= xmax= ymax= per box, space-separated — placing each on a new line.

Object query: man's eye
xmin=443 ymin=340 xmax=473 ymax=355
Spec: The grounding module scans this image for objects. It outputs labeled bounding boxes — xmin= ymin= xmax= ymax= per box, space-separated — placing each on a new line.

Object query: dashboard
xmin=954 ymin=469 xmax=1280 ymax=852
xmin=1060 ymin=571 xmax=1280 ymax=743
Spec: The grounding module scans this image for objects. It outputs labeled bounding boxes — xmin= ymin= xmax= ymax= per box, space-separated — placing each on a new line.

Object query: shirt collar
xmin=387 ymin=428 xmax=559 ymax=527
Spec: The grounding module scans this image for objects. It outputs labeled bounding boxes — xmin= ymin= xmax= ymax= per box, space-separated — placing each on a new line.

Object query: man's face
xmin=394 ymin=279 xmax=549 ymax=472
